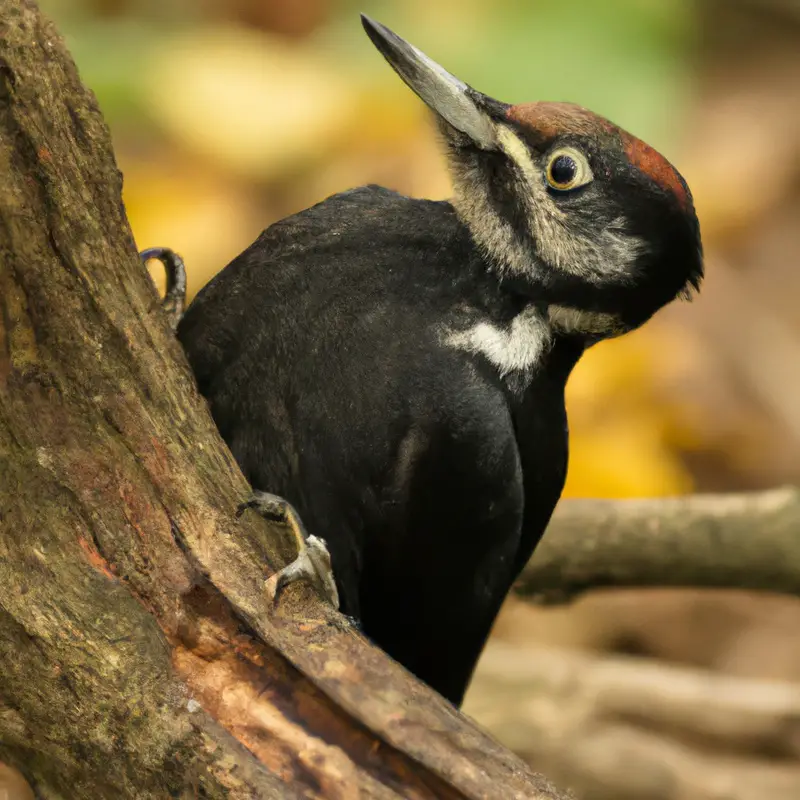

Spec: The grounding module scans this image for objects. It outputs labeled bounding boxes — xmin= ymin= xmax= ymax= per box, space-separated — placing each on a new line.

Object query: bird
xmin=164 ymin=14 xmax=703 ymax=707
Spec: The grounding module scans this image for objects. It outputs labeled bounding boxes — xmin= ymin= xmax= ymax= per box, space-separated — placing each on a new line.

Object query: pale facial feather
xmin=445 ymin=124 xmax=646 ymax=342
xmin=452 ymin=124 xmax=646 ymax=287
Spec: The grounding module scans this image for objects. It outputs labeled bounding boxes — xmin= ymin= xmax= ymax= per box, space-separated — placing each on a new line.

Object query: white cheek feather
xmin=444 ymin=306 xmax=552 ymax=379
xmin=494 ymin=126 xmax=647 ymax=283
xmin=448 ymin=155 xmax=535 ymax=278
xmin=453 ymin=125 xmax=647 ymax=285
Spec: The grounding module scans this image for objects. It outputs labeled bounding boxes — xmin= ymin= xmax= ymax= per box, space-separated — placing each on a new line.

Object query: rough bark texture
xmin=518 ymin=487 xmax=800 ymax=603
xmin=0 ymin=2 xmax=566 ymax=797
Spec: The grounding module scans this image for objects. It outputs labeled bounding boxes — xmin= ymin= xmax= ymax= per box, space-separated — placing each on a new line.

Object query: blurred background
xmin=35 ymin=0 xmax=800 ymax=797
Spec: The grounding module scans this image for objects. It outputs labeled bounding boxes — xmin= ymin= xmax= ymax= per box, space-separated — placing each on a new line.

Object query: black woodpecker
xmin=153 ymin=15 xmax=703 ymax=707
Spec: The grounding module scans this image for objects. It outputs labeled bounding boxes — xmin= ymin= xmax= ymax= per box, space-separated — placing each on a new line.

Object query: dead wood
xmin=466 ymin=640 xmax=800 ymax=800
xmin=518 ymin=488 xmax=800 ymax=603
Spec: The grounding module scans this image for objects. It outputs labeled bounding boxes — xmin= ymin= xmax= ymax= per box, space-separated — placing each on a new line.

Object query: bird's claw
xmin=274 ymin=534 xmax=340 ymax=610
xmin=237 ymin=491 xmax=340 ymax=610
xmin=235 ymin=490 xmax=287 ymax=521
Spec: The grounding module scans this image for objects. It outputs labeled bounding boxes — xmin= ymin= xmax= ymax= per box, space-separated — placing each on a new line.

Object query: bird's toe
xmin=273 ymin=534 xmax=340 ymax=610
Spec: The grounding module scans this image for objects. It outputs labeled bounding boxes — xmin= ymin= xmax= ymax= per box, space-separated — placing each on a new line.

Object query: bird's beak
xmin=361 ymin=14 xmax=499 ymax=150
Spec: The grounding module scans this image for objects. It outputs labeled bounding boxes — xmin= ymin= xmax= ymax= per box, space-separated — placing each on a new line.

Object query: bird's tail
xmin=139 ymin=247 xmax=187 ymax=332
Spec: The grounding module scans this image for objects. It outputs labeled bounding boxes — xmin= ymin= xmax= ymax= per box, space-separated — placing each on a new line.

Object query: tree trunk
xmin=0 ymin=2 xmax=565 ymax=797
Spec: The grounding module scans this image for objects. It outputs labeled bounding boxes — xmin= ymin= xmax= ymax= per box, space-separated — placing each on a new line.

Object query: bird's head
xmin=362 ymin=15 xmax=703 ymax=339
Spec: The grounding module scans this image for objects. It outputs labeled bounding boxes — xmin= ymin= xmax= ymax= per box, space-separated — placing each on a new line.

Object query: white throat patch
xmin=445 ymin=306 xmax=552 ymax=379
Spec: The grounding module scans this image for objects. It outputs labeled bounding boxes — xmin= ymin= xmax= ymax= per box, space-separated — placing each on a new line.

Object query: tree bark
xmin=0 ymin=2 xmax=565 ymax=797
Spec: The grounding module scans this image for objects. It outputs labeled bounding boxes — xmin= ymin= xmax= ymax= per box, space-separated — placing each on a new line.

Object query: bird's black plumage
xmin=167 ymin=16 xmax=703 ymax=707
xmin=177 ymin=186 xmax=581 ymax=704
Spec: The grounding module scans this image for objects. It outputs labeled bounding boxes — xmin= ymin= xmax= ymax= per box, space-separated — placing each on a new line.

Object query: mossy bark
xmin=0 ymin=2 xmax=565 ymax=797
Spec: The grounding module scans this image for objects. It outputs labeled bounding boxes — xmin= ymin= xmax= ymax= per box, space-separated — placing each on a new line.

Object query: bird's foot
xmin=237 ymin=491 xmax=340 ymax=610
xmin=236 ymin=490 xmax=292 ymax=523
xmin=273 ymin=534 xmax=340 ymax=610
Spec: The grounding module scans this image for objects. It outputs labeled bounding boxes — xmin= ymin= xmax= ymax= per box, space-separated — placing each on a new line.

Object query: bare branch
xmin=516 ymin=487 xmax=800 ymax=603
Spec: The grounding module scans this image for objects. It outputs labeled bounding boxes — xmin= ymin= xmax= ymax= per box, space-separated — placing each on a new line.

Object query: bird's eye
xmin=545 ymin=147 xmax=593 ymax=192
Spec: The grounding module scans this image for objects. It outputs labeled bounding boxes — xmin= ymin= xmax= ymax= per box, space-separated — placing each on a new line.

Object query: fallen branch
xmin=517 ymin=487 xmax=800 ymax=603
xmin=466 ymin=640 xmax=800 ymax=800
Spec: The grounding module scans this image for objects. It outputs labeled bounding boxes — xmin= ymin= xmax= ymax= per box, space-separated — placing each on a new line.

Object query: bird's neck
xmin=449 ymin=201 xmax=626 ymax=343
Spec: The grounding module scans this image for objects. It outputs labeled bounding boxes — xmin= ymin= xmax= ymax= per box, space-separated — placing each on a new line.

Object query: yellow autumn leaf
xmin=122 ymin=152 xmax=264 ymax=301
xmin=140 ymin=25 xmax=360 ymax=181
xmin=564 ymin=325 xmax=700 ymax=497
xmin=564 ymin=416 xmax=693 ymax=499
